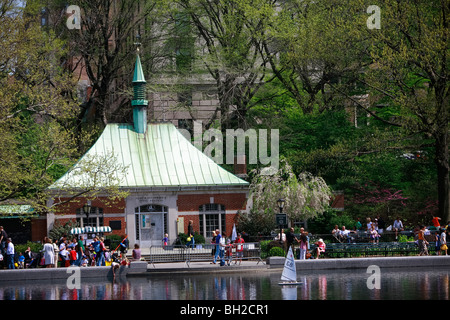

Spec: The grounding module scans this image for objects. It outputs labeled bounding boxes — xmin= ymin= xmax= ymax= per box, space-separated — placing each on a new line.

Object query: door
xmin=135 ymin=205 xmax=167 ymax=247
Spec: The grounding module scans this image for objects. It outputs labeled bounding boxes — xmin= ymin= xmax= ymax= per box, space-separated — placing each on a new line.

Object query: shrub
xmin=106 ymin=234 xmax=123 ymax=250
xmin=48 ymin=220 xmax=79 ymax=243
xmin=398 ymin=234 xmax=415 ymax=242
xmin=15 ymin=241 xmax=43 ymax=255
xmin=178 ymin=232 xmax=205 ymax=245
xmin=268 ymin=246 xmax=285 ymax=257
xmin=259 ymin=240 xmax=271 ymax=258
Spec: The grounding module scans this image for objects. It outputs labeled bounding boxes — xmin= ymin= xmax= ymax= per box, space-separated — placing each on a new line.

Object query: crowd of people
xmin=40 ymin=234 xmax=135 ymax=268
xmin=277 ymin=227 xmax=326 ymax=259
xmin=274 ymin=215 xmax=450 ymax=260
xmin=0 ymin=226 xmax=19 ymax=269
xmin=210 ymin=229 xmax=246 ymax=266
xmin=0 ymin=227 xmax=139 ymax=269
xmin=328 ymin=215 xmax=450 ymax=257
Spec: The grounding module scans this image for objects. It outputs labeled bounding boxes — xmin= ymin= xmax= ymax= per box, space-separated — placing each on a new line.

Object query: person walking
xmin=163 ymin=234 xmax=169 ymax=247
xmin=187 ymin=220 xmax=195 ymax=249
xmin=210 ymin=231 xmax=217 ymax=258
xmin=418 ymin=226 xmax=429 ymax=256
xmin=212 ymin=229 xmax=221 ymax=264
xmin=91 ymin=237 xmax=103 ymax=266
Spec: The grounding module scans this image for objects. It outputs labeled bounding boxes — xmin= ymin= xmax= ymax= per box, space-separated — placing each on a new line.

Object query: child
xmin=369 ymin=225 xmax=380 ymax=244
xmin=225 ymin=239 xmax=233 ymax=266
xmin=163 ymin=234 xmax=169 ymax=246
xmin=435 ymin=232 xmax=441 ymax=255
xmin=69 ymin=248 xmax=77 ymax=266
xmin=18 ymin=252 xmax=25 ymax=269
xmin=81 ymin=256 xmax=89 ymax=267
xmin=60 ymin=247 xmax=70 ymax=267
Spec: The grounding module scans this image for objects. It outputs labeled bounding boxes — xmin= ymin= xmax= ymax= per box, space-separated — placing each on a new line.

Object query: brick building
xmin=46 ymin=52 xmax=249 ymax=247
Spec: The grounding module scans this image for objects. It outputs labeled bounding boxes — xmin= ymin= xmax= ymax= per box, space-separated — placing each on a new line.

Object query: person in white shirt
xmin=440 ymin=229 xmax=447 ymax=255
xmin=366 ymin=218 xmax=373 ymax=231
xmin=393 ymin=217 xmax=404 ymax=240
xmin=6 ymin=238 xmax=14 ymax=269
xmin=339 ymin=226 xmax=354 ymax=243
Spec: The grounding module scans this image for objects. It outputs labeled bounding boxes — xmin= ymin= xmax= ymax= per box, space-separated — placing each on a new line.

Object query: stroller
xmin=27 ymin=252 xmax=43 ymax=268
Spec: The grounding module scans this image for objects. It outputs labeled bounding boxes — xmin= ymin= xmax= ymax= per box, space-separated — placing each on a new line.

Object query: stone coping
xmin=0 ymin=261 xmax=148 ymax=282
xmin=267 ymin=255 xmax=450 ymax=271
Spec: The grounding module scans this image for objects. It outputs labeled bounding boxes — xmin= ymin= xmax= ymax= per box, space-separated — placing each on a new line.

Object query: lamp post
xmin=82 ymin=201 xmax=92 ymax=247
xmin=277 ymin=199 xmax=285 ymax=244
xmin=83 ymin=202 xmax=92 ymax=222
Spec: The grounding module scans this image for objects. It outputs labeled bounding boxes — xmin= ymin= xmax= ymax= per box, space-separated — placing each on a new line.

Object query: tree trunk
xmin=435 ymin=130 xmax=450 ymax=224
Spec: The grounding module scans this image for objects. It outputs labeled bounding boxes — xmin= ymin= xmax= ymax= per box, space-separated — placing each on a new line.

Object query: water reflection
xmin=0 ymin=268 xmax=449 ymax=300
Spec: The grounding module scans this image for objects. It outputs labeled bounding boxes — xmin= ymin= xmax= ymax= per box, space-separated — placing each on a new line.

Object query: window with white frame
xmin=199 ymin=204 xmax=226 ymax=239
xmin=76 ymin=207 xmax=104 ymax=228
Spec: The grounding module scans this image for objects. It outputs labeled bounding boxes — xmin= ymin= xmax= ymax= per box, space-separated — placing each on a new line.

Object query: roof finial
xmin=134 ymin=33 xmax=141 ymax=53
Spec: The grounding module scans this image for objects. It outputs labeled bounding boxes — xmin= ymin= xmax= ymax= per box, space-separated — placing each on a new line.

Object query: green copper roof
xmin=50 ymin=123 xmax=248 ymax=189
xmin=132 ymin=54 xmax=146 ymax=84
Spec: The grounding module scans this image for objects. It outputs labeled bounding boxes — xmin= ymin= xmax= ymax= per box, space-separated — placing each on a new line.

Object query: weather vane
xmin=134 ymin=33 xmax=141 ymax=53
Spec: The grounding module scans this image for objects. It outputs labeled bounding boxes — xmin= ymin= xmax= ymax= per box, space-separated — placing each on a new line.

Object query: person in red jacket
xmin=234 ymin=233 xmax=245 ymax=265
xmin=432 ymin=216 xmax=441 ymax=229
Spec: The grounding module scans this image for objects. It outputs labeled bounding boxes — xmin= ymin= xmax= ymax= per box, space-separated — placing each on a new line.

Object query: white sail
xmin=280 ymin=246 xmax=297 ymax=282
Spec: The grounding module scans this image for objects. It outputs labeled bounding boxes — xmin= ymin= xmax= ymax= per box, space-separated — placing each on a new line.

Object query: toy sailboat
xmin=278 ymin=246 xmax=302 ymax=285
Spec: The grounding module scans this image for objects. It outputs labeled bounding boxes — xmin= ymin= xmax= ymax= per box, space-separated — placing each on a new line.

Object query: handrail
xmin=148 ymin=242 xmax=264 ymax=268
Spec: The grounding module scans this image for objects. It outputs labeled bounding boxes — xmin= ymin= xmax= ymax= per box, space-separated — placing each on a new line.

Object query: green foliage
xmin=0 ymin=1 xmax=80 ymax=209
xmin=15 ymin=241 xmax=43 ymax=255
xmin=177 ymin=232 xmax=205 ymax=245
xmin=268 ymin=246 xmax=285 ymax=257
xmin=237 ymin=210 xmax=277 ymax=238
xmin=105 ymin=234 xmax=123 ymax=250
xmin=259 ymin=240 xmax=271 ymax=257
xmin=48 ymin=220 xmax=79 ymax=243
xmin=307 ymin=210 xmax=358 ymax=234
xmin=397 ymin=235 xmax=415 ymax=243
xmin=250 ymin=158 xmax=332 ymax=222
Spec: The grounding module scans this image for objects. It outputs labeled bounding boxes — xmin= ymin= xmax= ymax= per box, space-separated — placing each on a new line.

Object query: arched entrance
xmin=135 ymin=204 xmax=168 ymax=247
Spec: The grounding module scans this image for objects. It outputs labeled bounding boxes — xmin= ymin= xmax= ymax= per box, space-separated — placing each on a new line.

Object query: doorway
xmin=135 ymin=204 xmax=167 ymax=247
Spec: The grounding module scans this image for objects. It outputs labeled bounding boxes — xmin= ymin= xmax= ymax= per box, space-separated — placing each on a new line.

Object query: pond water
xmin=0 ymin=267 xmax=448 ymax=300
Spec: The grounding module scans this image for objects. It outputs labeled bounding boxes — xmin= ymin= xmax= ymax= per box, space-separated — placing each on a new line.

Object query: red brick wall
xmin=52 ymin=197 xmax=126 ymax=215
xmin=177 ymin=193 xmax=247 ymax=211
xmin=331 ymin=192 xmax=344 ymax=210
xmin=178 ymin=213 xmax=241 ymax=238
xmin=51 ymin=197 xmax=126 ymax=236
xmin=178 ymin=192 xmax=247 ymax=238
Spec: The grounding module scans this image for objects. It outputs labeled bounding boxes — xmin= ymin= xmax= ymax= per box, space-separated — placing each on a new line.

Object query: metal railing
xmin=148 ymin=242 xmax=264 ymax=268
